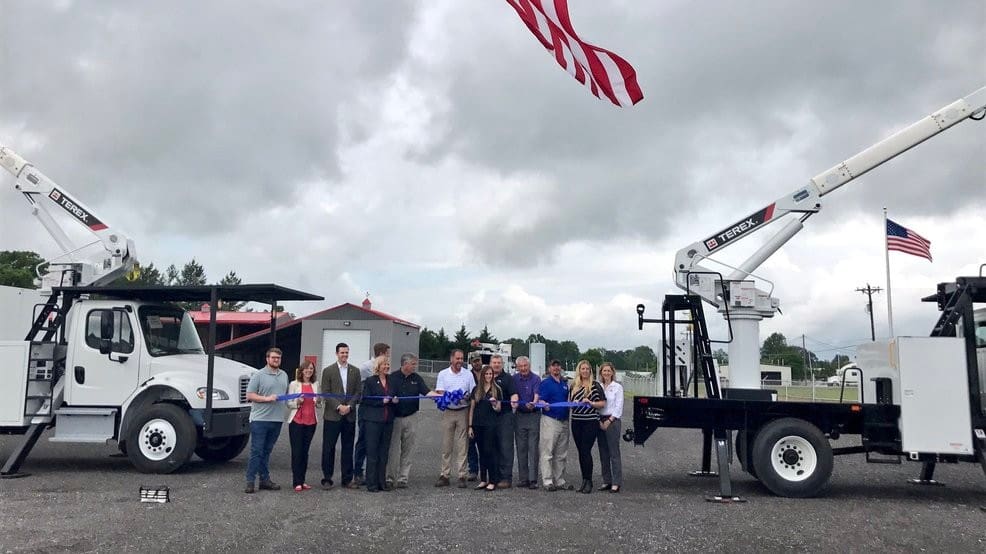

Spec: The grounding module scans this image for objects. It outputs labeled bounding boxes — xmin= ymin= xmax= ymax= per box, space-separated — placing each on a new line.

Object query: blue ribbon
xmin=275 ymin=389 xmax=468 ymax=411
xmin=273 ymin=390 xmax=590 ymax=412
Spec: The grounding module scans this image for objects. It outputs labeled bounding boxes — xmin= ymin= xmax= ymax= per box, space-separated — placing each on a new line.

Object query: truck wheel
xmin=752 ymin=418 xmax=833 ymax=498
xmin=126 ymin=403 xmax=196 ymax=474
xmin=195 ymin=435 xmax=249 ymax=462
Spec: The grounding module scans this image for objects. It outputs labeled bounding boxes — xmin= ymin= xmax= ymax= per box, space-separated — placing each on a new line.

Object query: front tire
xmin=126 ymin=403 xmax=196 ymax=474
xmin=195 ymin=434 xmax=249 ymax=462
xmin=752 ymin=418 xmax=833 ymax=498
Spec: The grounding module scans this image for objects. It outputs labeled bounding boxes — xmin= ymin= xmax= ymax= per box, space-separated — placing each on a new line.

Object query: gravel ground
xmin=2 ymin=407 xmax=985 ymax=553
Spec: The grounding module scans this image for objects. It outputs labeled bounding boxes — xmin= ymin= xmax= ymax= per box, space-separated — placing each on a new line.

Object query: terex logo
xmin=49 ymin=189 xmax=89 ymax=223
xmin=716 ymin=218 xmax=757 ymax=242
xmin=703 ymin=203 xmax=776 ymax=252
xmin=47 ymin=188 xmax=107 ymax=230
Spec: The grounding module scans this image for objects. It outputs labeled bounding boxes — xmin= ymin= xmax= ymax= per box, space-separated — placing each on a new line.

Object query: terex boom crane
xmin=0 ymin=149 xmax=322 ymax=478
xmin=628 ymin=87 xmax=986 ymax=501
xmin=0 ymin=147 xmax=137 ymax=288
xmin=674 ymin=86 xmax=986 ymax=389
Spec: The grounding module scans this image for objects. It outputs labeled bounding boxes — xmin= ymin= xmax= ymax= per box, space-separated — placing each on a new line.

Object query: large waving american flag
xmin=506 ymin=0 xmax=644 ymax=107
xmin=887 ymin=218 xmax=932 ymax=262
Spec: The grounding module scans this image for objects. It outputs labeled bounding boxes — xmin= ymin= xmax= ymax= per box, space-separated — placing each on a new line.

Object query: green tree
xmin=626 ymin=345 xmax=657 ymax=371
xmin=435 ymin=327 xmax=451 ymax=359
xmin=110 ymin=262 xmax=165 ymax=287
xmin=477 ymin=325 xmax=497 ymax=344
xmin=555 ymin=340 xmax=581 ymax=365
xmin=179 ymin=259 xmax=207 ymax=286
xmin=580 ymin=348 xmax=605 ymax=369
xmin=218 ymin=270 xmax=245 ymax=311
xmin=502 ymin=338 xmax=529 ymax=359
xmin=713 ymin=348 xmax=729 ymax=366
xmin=0 ymin=250 xmax=45 ymax=288
xmin=452 ymin=324 xmax=472 ymax=354
xmin=161 ymin=259 xmax=208 ymax=310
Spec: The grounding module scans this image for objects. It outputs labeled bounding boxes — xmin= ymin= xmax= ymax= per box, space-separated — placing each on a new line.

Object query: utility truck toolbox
xmin=0 ymin=342 xmax=29 ymax=427
xmin=895 ymin=337 xmax=973 ymax=455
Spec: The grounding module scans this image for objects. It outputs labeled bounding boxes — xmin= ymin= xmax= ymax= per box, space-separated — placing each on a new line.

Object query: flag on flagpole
xmin=505 ymin=0 xmax=644 ymax=107
xmin=886 ymin=218 xmax=932 ymax=261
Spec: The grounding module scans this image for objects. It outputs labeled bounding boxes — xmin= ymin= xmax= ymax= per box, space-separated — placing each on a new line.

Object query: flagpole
xmin=884 ymin=207 xmax=895 ymax=338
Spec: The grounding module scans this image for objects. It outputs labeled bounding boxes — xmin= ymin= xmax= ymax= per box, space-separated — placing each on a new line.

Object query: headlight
xmin=196 ymin=387 xmax=229 ymax=400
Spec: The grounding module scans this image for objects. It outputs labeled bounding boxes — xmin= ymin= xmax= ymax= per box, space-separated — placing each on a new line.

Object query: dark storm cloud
xmin=0 ymin=0 xmax=416 ymax=234
xmin=432 ymin=0 xmax=984 ymax=263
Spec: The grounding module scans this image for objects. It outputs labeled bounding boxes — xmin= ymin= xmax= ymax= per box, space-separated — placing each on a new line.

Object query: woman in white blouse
xmin=597 ymin=362 xmax=624 ymax=493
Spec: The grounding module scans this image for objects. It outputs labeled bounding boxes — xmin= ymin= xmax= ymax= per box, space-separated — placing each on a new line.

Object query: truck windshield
xmin=138 ymin=306 xmax=205 ymax=357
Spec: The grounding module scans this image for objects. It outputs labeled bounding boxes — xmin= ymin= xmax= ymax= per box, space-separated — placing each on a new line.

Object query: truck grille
xmin=239 ymin=376 xmax=251 ymax=404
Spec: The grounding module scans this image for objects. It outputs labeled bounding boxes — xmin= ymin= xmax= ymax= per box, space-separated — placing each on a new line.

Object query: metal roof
xmin=53 ymin=284 xmax=323 ymax=304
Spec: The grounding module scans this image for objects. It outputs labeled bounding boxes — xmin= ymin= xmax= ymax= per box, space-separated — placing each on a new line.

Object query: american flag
xmin=887 ymin=218 xmax=932 ymax=262
xmin=505 ymin=0 xmax=643 ymax=107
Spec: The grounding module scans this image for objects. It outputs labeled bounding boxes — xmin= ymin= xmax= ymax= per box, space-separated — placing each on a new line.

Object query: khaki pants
xmin=440 ymin=408 xmax=469 ymax=479
xmin=538 ymin=416 xmax=570 ymax=487
xmin=386 ymin=412 xmax=419 ymax=484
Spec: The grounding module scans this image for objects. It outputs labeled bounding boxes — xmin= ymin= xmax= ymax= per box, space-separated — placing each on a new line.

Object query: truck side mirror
xmin=99 ymin=310 xmax=114 ymax=340
xmin=98 ymin=339 xmax=113 ymax=355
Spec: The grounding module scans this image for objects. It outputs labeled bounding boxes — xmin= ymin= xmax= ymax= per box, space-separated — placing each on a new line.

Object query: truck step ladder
xmin=1 ymin=291 xmax=71 ymax=479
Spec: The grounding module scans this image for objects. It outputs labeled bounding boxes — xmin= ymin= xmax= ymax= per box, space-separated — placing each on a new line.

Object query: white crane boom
xmin=673 ymin=86 xmax=986 ymax=388
xmin=0 ymin=147 xmax=138 ymax=288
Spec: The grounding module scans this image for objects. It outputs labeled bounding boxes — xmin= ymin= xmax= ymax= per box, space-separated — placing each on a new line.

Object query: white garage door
xmin=321 ymin=329 xmax=372 ymax=371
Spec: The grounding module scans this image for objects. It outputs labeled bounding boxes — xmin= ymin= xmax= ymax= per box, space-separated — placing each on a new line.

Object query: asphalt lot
xmin=2 ymin=406 xmax=985 ymax=553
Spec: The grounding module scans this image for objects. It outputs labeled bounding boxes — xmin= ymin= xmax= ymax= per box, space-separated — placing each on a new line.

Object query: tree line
xmin=419 ymin=324 xmax=660 ymax=373
xmin=1 ymin=251 xmax=853 ymax=376
xmin=714 ymin=332 xmax=852 ymax=380
xmin=0 ymin=250 xmax=245 ymax=311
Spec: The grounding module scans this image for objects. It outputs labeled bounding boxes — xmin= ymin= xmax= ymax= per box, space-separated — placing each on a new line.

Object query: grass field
xmin=773 ymin=385 xmax=859 ymax=402
xmin=624 ymin=385 xmax=861 ymax=403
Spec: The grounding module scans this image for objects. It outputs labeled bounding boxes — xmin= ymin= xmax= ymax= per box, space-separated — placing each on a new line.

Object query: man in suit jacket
xmin=320 ymin=342 xmax=363 ymax=489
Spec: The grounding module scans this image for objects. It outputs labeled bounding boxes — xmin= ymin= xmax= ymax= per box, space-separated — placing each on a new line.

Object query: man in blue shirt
xmin=537 ymin=359 xmax=574 ymax=491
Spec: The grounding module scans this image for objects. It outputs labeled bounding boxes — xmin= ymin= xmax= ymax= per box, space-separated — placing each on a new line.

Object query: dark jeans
xmin=354 ymin=409 xmax=366 ymax=478
xmin=363 ymin=420 xmax=394 ymax=492
xmin=496 ymin=413 xmax=515 ymax=481
xmin=246 ymin=420 xmax=282 ymax=484
xmin=474 ymin=425 xmax=500 ymax=484
xmin=571 ymin=419 xmax=599 ymax=482
xmin=289 ymin=422 xmax=317 ymax=487
xmin=467 ymin=436 xmax=479 ymax=474
xmin=322 ymin=419 xmax=356 ymax=485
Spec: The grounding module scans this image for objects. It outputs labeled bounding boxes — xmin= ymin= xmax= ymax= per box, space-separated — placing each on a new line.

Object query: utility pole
xmin=856 ymin=284 xmax=883 ymax=341
xmin=802 ymin=334 xmax=815 ymax=400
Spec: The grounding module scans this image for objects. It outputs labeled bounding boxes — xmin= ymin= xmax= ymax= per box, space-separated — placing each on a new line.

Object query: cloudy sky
xmin=1 ymin=1 xmax=983 ymax=361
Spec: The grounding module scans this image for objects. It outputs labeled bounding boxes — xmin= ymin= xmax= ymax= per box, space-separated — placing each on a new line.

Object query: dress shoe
xmin=259 ymin=480 xmax=281 ymax=491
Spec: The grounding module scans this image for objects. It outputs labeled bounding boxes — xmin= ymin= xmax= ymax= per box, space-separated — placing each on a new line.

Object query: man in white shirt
xmin=433 ymin=349 xmax=475 ymax=488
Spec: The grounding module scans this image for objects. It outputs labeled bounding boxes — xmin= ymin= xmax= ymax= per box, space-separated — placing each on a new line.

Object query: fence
xmin=417 ymin=359 xmax=445 ymax=374
xmin=620 ymin=375 xmax=860 ymax=403
xmin=415 ymin=364 xmax=860 ymax=403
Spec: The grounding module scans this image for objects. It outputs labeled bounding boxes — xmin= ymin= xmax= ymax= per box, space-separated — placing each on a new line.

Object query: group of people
xmin=242 ymin=343 xmax=624 ymax=495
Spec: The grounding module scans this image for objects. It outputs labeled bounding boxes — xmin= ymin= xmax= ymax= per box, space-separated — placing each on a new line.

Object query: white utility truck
xmin=628 ymin=87 xmax=986 ymax=500
xmin=0 ymin=147 xmax=322 ymax=476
